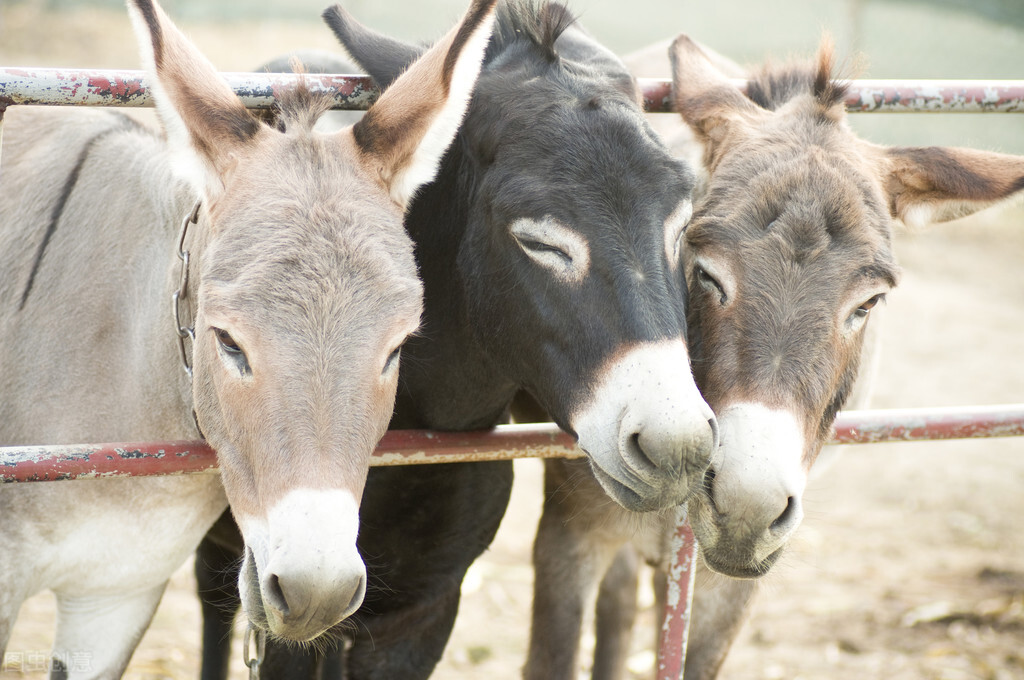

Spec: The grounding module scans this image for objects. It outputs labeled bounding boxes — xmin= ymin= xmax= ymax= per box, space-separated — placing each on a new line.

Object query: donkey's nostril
xmin=627 ymin=432 xmax=651 ymax=465
xmin=263 ymin=572 xmax=290 ymax=617
xmin=707 ymin=416 xmax=720 ymax=449
xmin=770 ymin=496 xmax=799 ymax=533
xmin=345 ymin=572 xmax=368 ymax=613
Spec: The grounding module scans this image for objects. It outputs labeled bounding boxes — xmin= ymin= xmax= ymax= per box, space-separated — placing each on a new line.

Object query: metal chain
xmin=243 ymin=624 xmax=267 ymax=680
xmin=171 ymin=200 xmax=201 ymax=378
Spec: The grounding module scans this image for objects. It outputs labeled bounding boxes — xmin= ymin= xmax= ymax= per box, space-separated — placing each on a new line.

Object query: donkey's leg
xmin=0 ymin=580 xmax=28 ymax=662
xmin=0 ymin=621 xmax=10 ymax=667
xmin=51 ymin=582 xmax=166 ymax=680
xmin=683 ymin=575 xmax=759 ymax=679
xmin=524 ymin=459 xmax=626 ymax=680
xmin=194 ymin=516 xmax=244 ymax=680
xmin=0 ymin=597 xmax=22 ymax=671
xmin=591 ymin=545 xmax=640 ymax=680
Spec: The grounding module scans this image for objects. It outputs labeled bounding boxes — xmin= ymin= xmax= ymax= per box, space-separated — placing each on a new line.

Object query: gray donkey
xmin=0 ymin=0 xmax=497 ymax=675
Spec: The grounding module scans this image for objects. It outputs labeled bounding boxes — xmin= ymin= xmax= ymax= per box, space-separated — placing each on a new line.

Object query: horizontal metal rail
xmin=3 ymin=68 xmax=1024 ymax=114
xmin=642 ymin=78 xmax=1024 ymax=113
xmin=0 ymin=68 xmax=378 ymax=111
xmin=3 ymin=404 xmax=1023 ymax=483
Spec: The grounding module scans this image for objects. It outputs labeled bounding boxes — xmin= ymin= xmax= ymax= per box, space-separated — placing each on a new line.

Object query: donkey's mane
xmin=487 ymin=0 xmax=577 ymax=64
xmin=745 ymin=42 xmax=849 ymax=113
xmin=271 ymin=77 xmax=335 ymax=133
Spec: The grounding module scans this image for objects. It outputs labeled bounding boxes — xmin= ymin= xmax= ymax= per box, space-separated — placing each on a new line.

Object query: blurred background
xmin=2 ymin=1 xmax=1023 ymax=679
xmin=2 ymin=0 xmax=1024 ymax=150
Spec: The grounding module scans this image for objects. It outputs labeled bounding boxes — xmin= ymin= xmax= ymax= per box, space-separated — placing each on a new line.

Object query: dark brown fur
xmin=526 ymin=34 xmax=1024 ymax=680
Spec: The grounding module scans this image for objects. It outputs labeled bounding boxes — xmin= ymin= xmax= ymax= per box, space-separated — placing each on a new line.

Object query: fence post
xmin=656 ymin=506 xmax=698 ymax=680
xmin=0 ymin=103 xmax=6 ymax=169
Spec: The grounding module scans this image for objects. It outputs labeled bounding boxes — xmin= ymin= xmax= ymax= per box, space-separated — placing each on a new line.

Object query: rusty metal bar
xmin=831 ymin=403 xmax=1024 ymax=443
xmin=657 ymin=507 xmax=698 ymax=680
xmin=0 ymin=85 xmax=9 ymax=167
xmin=0 ymin=441 xmax=218 ymax=482
xmin=641 ymin=78 xmax=1024 ymax=113
xmin=3 ymin=404 xmax=1023 ymax=483
xmin=3 ymin=68 xmax=1024 ymax=114
xmin=0 ymin=67 xmax=377 ymax=110
xmin=0 ymin=424 xmax=579 ymax=483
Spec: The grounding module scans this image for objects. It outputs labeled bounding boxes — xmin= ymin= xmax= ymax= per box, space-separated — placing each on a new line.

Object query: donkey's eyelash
xmin=694 ymin=266 xmax=727 ymax=304
xmin=518 ymin=238 xmax=571 ymax=261
xmin=214 ymin=328 xmax=243 ymax=353
xmin=212 ymin=327 xmax=251 ymax=377
xmin=854 ymin=293 xmax=886 ymax=318
xmin=384 ymin=346 xmax=402 ymax=372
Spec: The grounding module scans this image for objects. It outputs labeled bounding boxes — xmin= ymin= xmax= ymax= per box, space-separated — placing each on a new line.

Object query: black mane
xmin=486 ymin=1 xmax=577 ymax=64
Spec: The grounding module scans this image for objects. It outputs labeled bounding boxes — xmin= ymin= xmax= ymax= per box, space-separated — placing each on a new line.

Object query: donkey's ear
xmin=127 ymin=0 xmax=264 ymax=198
xmin=322 ymin=4 xmax=427 ymax=89
xmin=670 ymin=34 xmax=762 ymax=169
xmin=345 ymin=0 xmax=497 ymax=209
xmin=879 ymin=145 xmax=1024 ymax=227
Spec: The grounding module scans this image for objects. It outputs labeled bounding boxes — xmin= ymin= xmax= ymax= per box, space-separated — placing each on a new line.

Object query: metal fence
xmin=2 ymin=68 xmax=1023 ymax=680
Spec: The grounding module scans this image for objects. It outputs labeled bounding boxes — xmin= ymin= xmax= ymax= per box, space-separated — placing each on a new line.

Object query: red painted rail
xmin=3 ymin=68 xmax=1024 ymax=114
xmin=0 ymin=68 xmax=377 ymax=110
xmin=0 ymin=425 xmax=577 ymax=482
xmin=3 ymin=405 xmax=1023 ymax=483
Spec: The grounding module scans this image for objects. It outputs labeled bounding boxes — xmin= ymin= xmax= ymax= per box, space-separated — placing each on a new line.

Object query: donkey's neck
xmin=391 ymin=147 xmax=518 ymax=431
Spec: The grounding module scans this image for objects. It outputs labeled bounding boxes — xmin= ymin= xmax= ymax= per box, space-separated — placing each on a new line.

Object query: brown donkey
xmin=527 ymin=35 xmax=1024 ymax=680
xmin=0 ymin=0 xmax=496 ymax=675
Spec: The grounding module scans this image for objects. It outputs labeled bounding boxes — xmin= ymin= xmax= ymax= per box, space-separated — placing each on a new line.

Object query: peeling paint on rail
xmin=657 ymin=507 xmax=698 ymax=680
xmin=0 ymin=67 xmax=378 ymax=110
xmin=640 ymin=78 xmax=1024 ymax=113
xmin=2 ymin=406 xmax=1022 ymax=482
xmin=3 ymin=69 xmax=1023 ymax=114
xmin=0 ymin=441 xmax=218 ymax=482
xmin=831 ymin=404 xmax=1024 ymax=443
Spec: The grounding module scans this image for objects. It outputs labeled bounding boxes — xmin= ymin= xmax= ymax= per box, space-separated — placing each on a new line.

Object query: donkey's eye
xmin=214 ymin=328 xmax=242 ymax=354
xmin=213 ymin=327 xmax=251 ymax=377
xmin=383 ymin=344 xmax=403 ymax=374
xmin=854 ymin=293 xmax=885 ymax=319
xmin=518 ymin=238 xmax=571 ymax=263
xmin=695 ymin=266 xmax=727 ymax=305
xmin=508 ymin=216 xmax=589 ymax=283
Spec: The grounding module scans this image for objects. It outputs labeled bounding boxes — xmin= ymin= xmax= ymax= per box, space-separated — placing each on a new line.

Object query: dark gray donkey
xmin=195 ymin=2 xmax=720 ymax=678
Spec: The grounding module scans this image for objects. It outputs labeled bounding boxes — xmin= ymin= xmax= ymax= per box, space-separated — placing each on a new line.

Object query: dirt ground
xmin=3 ymin=3 xmax=1024 ymax=679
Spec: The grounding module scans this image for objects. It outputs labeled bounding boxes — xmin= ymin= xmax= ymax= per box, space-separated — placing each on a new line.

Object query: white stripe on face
xmin=236 ymin=487 xmax=365 ymax=640
xmin=570 ymin=338 xmax=717 ymax=511
xmin=712 ymin=402 xmax=808 ymax=543
xmin=509 ymin=216 xmax=591 ymax=283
